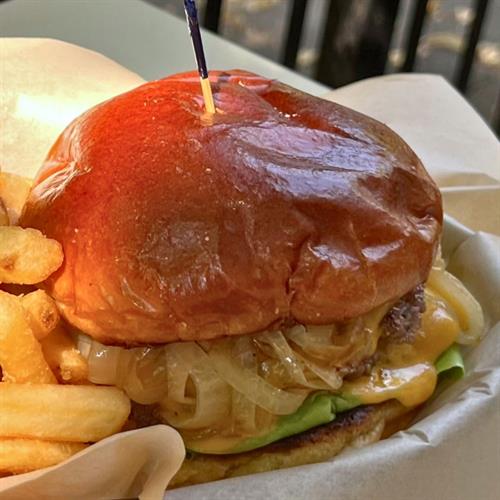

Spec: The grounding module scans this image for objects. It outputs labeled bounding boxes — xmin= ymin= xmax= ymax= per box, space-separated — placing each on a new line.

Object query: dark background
xmin=147 ymin=0 xmax=500 ymax=135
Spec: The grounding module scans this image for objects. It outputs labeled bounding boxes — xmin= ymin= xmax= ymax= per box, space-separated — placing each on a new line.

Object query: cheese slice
xmin=342 ymin=364 xmax=437 ymax=408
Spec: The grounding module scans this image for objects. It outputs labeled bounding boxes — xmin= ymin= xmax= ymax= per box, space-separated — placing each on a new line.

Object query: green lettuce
xmin=231 ymin=392 xmax=361 ymax=453
xmin=435 ymin=344 xmax=465 ymax=380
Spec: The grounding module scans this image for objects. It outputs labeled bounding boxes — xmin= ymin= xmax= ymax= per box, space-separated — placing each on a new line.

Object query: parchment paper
xmin=0 ymin=38 xmax=145 ymax=179
xmin=0 ymin=427 xmax=185 ymax=500
xmin=1 ymin=40 xmax=499 ymax=500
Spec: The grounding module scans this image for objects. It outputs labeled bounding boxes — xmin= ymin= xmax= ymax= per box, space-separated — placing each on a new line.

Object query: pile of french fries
xmin=0 ymin=171 xmax=131 ymax=475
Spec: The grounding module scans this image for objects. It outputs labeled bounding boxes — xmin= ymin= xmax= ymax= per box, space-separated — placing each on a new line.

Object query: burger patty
xmin=342 ymin=285 xmax=426 ymax=380
xmin=381 ymin=284 xmax=426 ymax=344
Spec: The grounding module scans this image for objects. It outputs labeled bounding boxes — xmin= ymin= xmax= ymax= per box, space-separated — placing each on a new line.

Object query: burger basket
xmin=1 ymin=49 xmax=499 ymax=500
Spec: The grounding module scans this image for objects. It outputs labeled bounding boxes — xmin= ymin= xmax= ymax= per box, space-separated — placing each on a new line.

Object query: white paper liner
xmin=0 ymin=38 xmax=145 ymax=179
xmin=1 ymin=40 xmax=499 ymax=500
xmin=0 ymin=426 xmax=185 ymax=500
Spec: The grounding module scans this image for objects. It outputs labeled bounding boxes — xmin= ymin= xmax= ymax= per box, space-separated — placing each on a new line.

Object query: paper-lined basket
xmin=1 ymin=39 xmax=498 ymax=500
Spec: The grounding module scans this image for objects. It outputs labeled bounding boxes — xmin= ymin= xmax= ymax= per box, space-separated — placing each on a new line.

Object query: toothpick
xmin=184 ymin=0 xmax=216 ymax=114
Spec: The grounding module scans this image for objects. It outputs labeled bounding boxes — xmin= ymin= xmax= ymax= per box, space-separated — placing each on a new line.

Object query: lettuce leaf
xmin=231 ymin=392 xmax=360 ymax=453
xmin=435 ymin=343 xmax=465 ymax=380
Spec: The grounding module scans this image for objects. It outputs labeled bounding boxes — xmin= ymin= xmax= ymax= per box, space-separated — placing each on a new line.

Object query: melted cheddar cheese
xmin=344 ymin=289 xmax=460 ymax=408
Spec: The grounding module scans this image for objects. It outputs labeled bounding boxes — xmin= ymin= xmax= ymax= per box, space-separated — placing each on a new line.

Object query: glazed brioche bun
xmin=20 ymin=70 xmax=442 ymax=346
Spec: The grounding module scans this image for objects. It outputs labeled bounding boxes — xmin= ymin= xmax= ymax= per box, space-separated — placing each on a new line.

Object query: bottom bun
xmin=170 ymin=400 xmax=416 ymax=489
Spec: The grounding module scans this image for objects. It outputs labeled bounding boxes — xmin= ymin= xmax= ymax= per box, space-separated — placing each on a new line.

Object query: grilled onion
xmin=427 ymin=268 xmax=485 ymax=344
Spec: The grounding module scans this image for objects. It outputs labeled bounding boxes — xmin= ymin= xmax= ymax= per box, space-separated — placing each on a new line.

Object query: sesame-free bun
xmin=21 ymin=70 xmax=442 ymax=345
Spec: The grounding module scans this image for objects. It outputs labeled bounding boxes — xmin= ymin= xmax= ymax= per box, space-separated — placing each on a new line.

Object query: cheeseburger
xmin=20 ymin=70 xmax=484 ymax=487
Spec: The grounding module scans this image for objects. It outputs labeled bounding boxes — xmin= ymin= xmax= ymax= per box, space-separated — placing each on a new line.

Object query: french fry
xmin=41 ymin=326 xmax=89 ymax=383
xmin=0 ymin=226 xmax=63 ymax=284
xmin=0 ymin=384 xmax=131 ymax=442
xmin=0 ymin=438 xmax=86 ymax=474
xmin=20 ymin=289 xmax=60 ymax=340
xmin=0 ymin=291 xmax=56 ymax=383
xmin=0 ymin=172 xmax=32 ymax=225
xmin=0 ymin=198 xmax=8 ymax=226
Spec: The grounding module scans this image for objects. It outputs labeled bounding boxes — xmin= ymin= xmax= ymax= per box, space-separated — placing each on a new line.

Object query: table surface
xmin=0 ymin=0 xmax=330 ymax=96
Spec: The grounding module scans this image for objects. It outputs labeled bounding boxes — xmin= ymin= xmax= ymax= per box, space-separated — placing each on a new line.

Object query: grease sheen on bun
xmin=21 ymin=70 xmax=442 ymax=345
